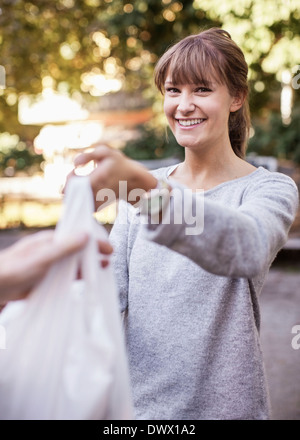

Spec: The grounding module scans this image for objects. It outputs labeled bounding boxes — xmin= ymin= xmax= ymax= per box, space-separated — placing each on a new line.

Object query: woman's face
xmin=163 ymin=74 xmax=241 ymax=153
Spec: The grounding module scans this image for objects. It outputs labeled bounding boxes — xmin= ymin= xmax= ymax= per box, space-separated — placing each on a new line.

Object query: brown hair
xmin=154 ymin=28 xmax=250 ymax=158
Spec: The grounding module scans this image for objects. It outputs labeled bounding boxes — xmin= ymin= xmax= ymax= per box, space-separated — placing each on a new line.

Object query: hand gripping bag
xmin=0 ymin=176 xmax=134 ymax=420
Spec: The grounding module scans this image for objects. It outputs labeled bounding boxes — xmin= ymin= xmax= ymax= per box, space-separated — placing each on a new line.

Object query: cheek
xmin=208 ymin=100 xmax=231 ymax=122
xmin=163 ymin=101 xmax=169 ymax=118
xmin=163 ymin=99 xmax=174 ymax=120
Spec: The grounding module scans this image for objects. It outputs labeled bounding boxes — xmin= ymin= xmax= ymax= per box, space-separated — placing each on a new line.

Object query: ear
xmin=230 ymin=91 xmax=246 ymax=113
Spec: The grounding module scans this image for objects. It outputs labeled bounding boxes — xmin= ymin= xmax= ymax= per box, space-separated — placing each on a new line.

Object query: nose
xmin=177 ymin=91 xmax=195 ymax=114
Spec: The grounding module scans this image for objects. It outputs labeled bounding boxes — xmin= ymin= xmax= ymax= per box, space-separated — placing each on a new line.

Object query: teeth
xmin=178 ymin=119 xmax=205 ymax=126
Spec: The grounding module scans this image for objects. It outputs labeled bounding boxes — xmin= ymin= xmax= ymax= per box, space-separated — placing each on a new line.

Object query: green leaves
xmin=0 ymin=0 xmax=300 ymax=163
xmin=248 ymin=108 xmax=300 ymax=163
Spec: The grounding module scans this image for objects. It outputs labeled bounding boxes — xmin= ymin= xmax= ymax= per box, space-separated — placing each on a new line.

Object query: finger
xmin=74 ymin=145 xmax=112 ymax=167
xmin=101 ymin=259 xmax=110 ymax=269
xmin=98 ymin=239 xmax=113 ymax=255
xmin=59 ymin=233 xmax=89 ymax=256
xmin=76 ymin=266 xmax=82 ymax=280
xmin=0 ymin=303 xmax=7 ymax=312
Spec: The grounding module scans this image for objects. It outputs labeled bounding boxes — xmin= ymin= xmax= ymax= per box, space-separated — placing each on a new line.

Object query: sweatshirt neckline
xmin=165 ymin=163 xmax=266 ymax=194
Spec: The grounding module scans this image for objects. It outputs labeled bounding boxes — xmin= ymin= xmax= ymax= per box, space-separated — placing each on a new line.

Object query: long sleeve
xmin=109 ymin=200 xmax=131 ymax=313
xmin=141 ymin=170 xmax=299 ymax=278
xmin=108 ymin=166 xmax=296 ymax=420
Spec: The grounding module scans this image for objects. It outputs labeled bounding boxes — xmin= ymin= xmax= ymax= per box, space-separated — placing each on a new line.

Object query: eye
xmin=195 ymin=86 xmax=212 ymax=93
xmin=165 ymin=87 xmax=180 ymax=94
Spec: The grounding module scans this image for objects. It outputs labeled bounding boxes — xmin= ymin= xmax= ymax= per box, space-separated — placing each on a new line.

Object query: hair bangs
xmin=159 ymin=37 xmax=227 ymax=92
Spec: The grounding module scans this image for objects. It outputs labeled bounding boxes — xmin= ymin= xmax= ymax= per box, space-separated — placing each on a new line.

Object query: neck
xmin=171 ymin=143 xmax=254 ymax=191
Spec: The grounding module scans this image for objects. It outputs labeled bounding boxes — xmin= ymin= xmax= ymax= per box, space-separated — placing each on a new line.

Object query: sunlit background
xmin=0 ymin=0 xmax=300 ymax=229
xmin=1 ymin=0 xmax=300 ymax=421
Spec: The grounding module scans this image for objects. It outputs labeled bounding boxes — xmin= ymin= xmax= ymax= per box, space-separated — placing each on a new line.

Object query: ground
xmin=260 ymin=262 xmax=300 ymax=420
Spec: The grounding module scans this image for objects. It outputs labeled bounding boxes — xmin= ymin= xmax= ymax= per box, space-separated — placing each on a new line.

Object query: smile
xmin=177 ymin=118 xmax=206 ymax=127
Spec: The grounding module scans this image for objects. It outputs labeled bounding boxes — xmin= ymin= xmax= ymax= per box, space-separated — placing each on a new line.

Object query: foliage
xmin=192 ymin=0 xmax=300 ymax=114
xmin=0 ymin=0 xmax=219 ymax=135
xmin=0 ymin=132 xmax=44 ymax=176
xmin=122 ymin=124 xmax=184 ymax=161
xmin=0 ymin=0 xmax=300 ymax=162
xmin=248 ymin=107 xmax=300 ymax=163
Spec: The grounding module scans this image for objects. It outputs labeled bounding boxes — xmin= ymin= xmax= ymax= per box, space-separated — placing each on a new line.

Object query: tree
xmin=0 ymin=0 xmax=218 ymax=136
xmin=0 ymin=0 xmax=300 ymax=156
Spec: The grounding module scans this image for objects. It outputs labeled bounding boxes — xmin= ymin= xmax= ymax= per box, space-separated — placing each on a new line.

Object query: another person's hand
xmin=0 ymin=230 xmax=113 ymax=304
xmin=73 ymin=145 xmax=158 ymax=209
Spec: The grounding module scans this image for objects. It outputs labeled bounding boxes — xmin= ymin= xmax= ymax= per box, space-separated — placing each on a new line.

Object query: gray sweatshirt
xmin=109 ymin=165 xmax=299 ymax=420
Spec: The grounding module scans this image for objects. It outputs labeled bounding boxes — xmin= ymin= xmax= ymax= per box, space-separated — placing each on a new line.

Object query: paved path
xmin=260 ymin=267 xmax=300 ymax=420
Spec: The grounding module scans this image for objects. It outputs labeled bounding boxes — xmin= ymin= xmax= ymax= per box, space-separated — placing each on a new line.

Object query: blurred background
xmin=0 ymin=0 xmax=300 ymax=228
xmin=0 ymin=0 xmax=300 ymax=419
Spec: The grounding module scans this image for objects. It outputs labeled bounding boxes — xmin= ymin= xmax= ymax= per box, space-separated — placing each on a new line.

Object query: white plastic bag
xmin=0 ymin=176 xmax=134 ymax=420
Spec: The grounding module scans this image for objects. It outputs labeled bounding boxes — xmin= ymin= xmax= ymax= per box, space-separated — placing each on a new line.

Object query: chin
xmin=176 ymin=140 xmax=201 ymax=150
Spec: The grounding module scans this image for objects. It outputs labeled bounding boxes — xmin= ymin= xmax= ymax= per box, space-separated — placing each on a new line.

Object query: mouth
xmin=176 ymin=118 xmax=207 ymax=127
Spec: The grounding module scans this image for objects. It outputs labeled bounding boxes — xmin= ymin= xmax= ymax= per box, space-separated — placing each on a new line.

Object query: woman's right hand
xmin=72 ymin=145 xmax=158 ymax=209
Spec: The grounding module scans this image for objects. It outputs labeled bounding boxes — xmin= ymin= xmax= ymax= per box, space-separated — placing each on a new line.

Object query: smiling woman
xmin=72 ymin=27 xmax=299 ymax=420
xmin=162 ymin=80 xmax=245 ymax=171
xmin=154 ymin=28 xmax=250 ymax=160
